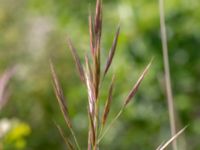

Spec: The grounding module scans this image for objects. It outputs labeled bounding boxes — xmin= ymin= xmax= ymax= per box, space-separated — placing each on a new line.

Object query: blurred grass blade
xmin=124 ymin=59 xmax=152 ymax=107
xmin=157 ymin=126 xmax=187 ymax=150
xmin=102 ymin=75 xmax=115 ymax=126
xmin=49 ymin=60 xmax=72 ymax=128
xmin=67 ymin=37 xmax=85 ymax=83
xmin=0 ymin=66 xmax=16 ymax=110
xmin=54 ymin=122 xmax=75 ymax=150
xmin=103 ymin=25 xmax=120 ymax=78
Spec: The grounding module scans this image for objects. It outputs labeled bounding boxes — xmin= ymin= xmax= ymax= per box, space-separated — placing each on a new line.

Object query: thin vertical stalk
xmin=159 ymin=0 xmax=177 ymax=150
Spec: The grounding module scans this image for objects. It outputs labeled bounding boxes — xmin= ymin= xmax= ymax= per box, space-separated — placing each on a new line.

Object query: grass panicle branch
xmin=50 ymin=61 xmax=71 ymax=128
xmin=98 ymin=60 xmax=152 ymax=142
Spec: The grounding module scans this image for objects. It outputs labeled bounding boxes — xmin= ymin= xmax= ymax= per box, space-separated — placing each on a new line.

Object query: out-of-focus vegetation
xmin=0 ymin=0 xmax=199 ymax=149
xmin=0 ymin=118 xmax=31 ymax=150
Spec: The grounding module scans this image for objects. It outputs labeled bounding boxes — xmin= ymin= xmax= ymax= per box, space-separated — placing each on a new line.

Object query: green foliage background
xmin=0 ymin=0 xmax=200 ymax=149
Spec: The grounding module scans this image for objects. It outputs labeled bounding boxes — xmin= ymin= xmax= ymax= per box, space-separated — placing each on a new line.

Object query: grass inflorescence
xmin=50 ymin=0 xmax=186 ymax=149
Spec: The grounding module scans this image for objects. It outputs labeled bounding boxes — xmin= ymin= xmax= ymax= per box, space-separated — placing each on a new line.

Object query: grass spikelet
xmin=124 ymin=59 xmax=153 ymax=107
xmin=94 ymin=0 xmax=102 ymax=36
xmin=84 ymin=56 xmax=95 ymax=115
xmin=103 ymin=25 xmax=120 ymax=78
xmin=67 ymin=37 xmax=85 ymax=83
xmin=50 ymin=61 xmax=72 ymax=128
xmin=50 ymin=60 xmax=81 ymax=150
xmin=102 ymin=75 xmax=115 ymax=126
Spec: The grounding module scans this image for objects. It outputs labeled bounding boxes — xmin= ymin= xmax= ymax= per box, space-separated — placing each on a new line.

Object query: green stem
xmin=98 ymin=106 xmax=125 ymax=143
xmin=69 ymin=127 xmax=81 ymax=150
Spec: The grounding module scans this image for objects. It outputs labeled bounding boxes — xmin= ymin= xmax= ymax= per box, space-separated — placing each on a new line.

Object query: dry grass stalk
xmin=159 ymin=0 xmax=177 ymax=149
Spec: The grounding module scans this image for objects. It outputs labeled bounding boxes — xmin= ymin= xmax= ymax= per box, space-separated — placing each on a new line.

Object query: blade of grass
xmin=159 ymin=0 xmax=177 ymax=149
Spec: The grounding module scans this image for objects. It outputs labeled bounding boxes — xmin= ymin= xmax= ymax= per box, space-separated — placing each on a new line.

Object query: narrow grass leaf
xmin=67 ymin=37 xmax=85 ymax=83
xmin=103 ymin=25 xmax=120 ymax=77
xmin=157 ymin=126 xmax=187 ymax=150
xmin=102 ymin=75 xmax=115 ymax=126
xmin=124 ymin=59 xmax=152 ymax=106
xmin=49 ymin=61 xmax=72 ymax=128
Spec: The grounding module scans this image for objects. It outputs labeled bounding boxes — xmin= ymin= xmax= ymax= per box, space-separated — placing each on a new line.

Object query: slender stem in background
xmin=159 ymin=0 xmax=177 ymax=150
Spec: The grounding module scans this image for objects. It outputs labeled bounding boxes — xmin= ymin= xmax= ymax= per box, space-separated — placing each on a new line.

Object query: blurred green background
xmin=0 ymin=0 xmax=200 ymax=149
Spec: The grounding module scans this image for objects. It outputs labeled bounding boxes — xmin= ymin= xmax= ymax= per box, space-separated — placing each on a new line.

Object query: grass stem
xmin=98 ymin=106 xmax=125 ymax=143
xmin=159 ymin=0 xmax=177 ymax=150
